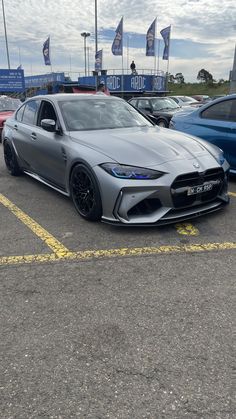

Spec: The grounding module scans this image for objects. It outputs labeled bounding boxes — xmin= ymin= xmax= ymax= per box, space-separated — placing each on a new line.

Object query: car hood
xmin=70 ymin=126 xmax=211 ymax=167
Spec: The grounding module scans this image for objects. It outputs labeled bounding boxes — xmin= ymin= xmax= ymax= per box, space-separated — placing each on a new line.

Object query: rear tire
xmin=3 ymin=140 xmax=22 ymax=176
xmin=70 ymin=164 xmax=102 ymax=221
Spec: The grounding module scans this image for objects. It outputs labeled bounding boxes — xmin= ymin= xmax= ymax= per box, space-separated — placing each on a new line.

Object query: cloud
xmin=0 ymin=0 xmax=235 ymax=82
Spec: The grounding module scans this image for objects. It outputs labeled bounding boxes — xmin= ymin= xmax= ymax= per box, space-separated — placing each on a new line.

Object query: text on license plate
xmin=187 ymin=183 xmax=213 ymax=196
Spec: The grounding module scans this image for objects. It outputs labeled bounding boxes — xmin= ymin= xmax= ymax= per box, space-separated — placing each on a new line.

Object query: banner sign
xmin=0 ymin=69 xmax=25 ymax=92
xmin=25 ymin=72 xmax=65 ymax=88
xmin=79 ymin=74 xmax=166 ymax=92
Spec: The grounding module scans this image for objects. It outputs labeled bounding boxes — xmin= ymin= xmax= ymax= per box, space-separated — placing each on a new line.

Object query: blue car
xmin=169 ymin=94 xmax=236 ymax=173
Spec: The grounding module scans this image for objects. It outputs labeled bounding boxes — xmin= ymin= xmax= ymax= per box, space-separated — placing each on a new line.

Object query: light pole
xmin=1 ymin=0 xmax=10 ymax=69
xmin=95 ymin=0 xmax=98 ymax=56
xmin=81 ymin=32 xmax=90 ymax=76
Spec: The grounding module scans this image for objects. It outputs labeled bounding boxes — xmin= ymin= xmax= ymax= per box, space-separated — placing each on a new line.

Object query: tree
xmin=175 ymin=72 xmax=185 ymax=84
xmin=197 ymin=69 xmax=213 ymax=83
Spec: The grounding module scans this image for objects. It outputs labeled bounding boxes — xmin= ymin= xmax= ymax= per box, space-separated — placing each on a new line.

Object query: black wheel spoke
xmin=70 ymin=165 xmax=102 ymax=221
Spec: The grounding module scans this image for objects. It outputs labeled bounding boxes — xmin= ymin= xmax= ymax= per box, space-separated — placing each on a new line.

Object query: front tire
xmin=3 ymin=140 xmax=22 ymax=176
xmin=70 ymin=164 xmax=102 ymax=221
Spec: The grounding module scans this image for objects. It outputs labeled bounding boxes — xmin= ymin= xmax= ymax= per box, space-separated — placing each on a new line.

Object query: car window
xmin=137 ymin=100 xmax=150 ymax=110
xmin=129 ymin=99 xmax=137 ymax=106
xmin=22 ymin=100 xmax=40 ymax=125
xmin=15 ymin=105 xmax=25 ymax=122
xmin=37 ymin=101 xmax=57 ymax=126
xmin=151 ymin=98 xmax=179 ymax=110
xmin=169 ymin=97 xmax=178 ymax=104
xmin=201 ymin=99 xmax=236 ymax=122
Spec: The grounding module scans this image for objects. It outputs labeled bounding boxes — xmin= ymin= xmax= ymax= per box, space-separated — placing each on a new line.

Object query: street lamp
xmin=1 ymin=0 xmax=10 ymax=69
xmin=81 ymin=32 xmax=90 ymax=76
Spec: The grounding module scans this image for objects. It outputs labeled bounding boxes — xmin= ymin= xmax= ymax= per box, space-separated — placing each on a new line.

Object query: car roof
xmin=129 ymin=96 xmax=167 ymax=100
xmin=27 ymin=94 xmax=122 ymax=102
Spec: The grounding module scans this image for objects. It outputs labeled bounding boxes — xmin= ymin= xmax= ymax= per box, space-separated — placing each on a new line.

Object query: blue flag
xmin=111 ymin=18 xmax=123 ymax=56
xmin=146 ymin=19 xmax=156 ymax=56
xmin=43 ymin=36 xmax=51 ymax=65
xmin=160 ymin=26 xmax=171 ymax=60
xmin=95 ymin=49 xmax=103 ymax=71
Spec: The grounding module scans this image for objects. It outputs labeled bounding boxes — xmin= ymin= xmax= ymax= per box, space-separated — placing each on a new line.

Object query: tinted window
xmin=201 ymin=99 xmax=236 ymax=122
xmin=38 ymin=101 xmax=57 ymax=125
xmin=22 ymin=100 xmax=39 ymax=125
xmin=137 ymin=100 xmax=151 ymax=110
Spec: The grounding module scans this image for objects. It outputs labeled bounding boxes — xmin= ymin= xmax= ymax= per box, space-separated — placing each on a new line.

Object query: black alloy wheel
xmin=70 ymin=164 xmax=102 ymax=221
xmin=3 ymin=140 xmax=21 ymax=176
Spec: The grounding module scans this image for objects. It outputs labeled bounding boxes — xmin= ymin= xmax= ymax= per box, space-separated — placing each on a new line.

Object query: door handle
xmin=31 ymin=132 xmax=37 ymax=140
xmin=13 ymin=124 xmax=18 ymax=131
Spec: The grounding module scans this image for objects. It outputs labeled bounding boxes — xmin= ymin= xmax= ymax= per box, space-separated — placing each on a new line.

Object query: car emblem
xmin=193 ymin=161 xmax=200 ymax=169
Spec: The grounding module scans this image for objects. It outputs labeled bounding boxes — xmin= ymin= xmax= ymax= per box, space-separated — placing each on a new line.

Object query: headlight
xmin=215 ymin=151 xmax=225 ymax=165
xmin=100 ymin=163 xmax=164 ymax=180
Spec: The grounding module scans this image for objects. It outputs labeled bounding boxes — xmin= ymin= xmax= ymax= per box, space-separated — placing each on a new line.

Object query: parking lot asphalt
xmin=0 ymin=144 xmax=235 ymax=419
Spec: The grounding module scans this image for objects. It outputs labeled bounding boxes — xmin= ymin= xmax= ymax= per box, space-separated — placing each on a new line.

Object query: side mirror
xmin=41 ymin=118 xmax=56 ymax=132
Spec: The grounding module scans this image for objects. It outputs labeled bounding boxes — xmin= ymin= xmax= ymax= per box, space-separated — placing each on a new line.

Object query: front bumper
xmin=94 ymin=158 xmax=230 ymax=226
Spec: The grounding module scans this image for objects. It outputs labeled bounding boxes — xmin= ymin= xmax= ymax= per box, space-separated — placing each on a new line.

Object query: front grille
xmin=171 ymin=168 xmax=225 ymax=208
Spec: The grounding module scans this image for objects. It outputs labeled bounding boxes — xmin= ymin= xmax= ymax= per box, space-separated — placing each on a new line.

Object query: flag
xmin=43 ymin=36 xmax=51 ymax=65
xmin=111 ymin=18 xmax=123 ymax=56
xmin=95 ymin=49 xmax=103 ymax=71
xmin=160 ymin=26 xmax=171 ymax=60
xmin=146 ymin=19 xmax=156 ymax=56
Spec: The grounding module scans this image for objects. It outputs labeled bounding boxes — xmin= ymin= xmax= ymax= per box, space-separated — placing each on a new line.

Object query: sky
xmin=0 ymin=0 xmax=235 ymax=83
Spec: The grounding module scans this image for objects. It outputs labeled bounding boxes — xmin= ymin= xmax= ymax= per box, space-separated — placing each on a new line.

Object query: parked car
xmin=191 ymin=95 xmax=211 ymax=104
xmin=210 ymin=95 xmax=226 ymax=101
xmin=168 ymin=95 xmax=199 ymax=107
xmin=2 ymin=94 xmax=229 ymax=225
xmin=0 ymin=96 xmax=21 ymax=142
xmin=129 ymin=96 xmax=181 ymax=127
xmin=169 ymin=94 xmax=236 ymax=173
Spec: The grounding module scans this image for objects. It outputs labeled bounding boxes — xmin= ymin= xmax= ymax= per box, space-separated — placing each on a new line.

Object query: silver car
xmin=2 ymin=94 xmax=230 ymax=225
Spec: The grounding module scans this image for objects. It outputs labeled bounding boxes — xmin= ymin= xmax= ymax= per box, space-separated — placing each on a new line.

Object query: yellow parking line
xmin=0 ymin=241 xmax=236 ymax=266
xmin=175 ymin=223 xmax=199 ymax=236
xmin=0 ymin=194 xmax=72 ymax=257
xmin=229 ymin=192 xmax=236 ymax=198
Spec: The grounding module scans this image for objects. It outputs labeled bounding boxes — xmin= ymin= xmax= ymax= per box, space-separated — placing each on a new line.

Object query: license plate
xmin=187 ymin=183 xmax=213 ymax=196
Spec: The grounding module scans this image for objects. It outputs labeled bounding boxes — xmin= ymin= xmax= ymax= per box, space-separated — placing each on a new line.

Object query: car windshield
xmin=151 ymin=98 xmax=180 ymax=110
xmin=0 ymin=98 xmax=21 ymax=112
xmin=59 ymin=98 xmax=153 ymax=131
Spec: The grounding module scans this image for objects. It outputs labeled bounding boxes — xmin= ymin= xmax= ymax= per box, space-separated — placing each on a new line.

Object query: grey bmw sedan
xmin=2 ymin=94 xmax=230 ymax=225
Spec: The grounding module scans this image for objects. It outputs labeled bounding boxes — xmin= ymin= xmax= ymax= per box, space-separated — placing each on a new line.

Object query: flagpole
xmin=157 ymin=39 xmax=160 ymax=73
xmin=127 ymin=35 xmax=129 ymax=73
xmin=166 ymin=26 xmax=171 ymax=83
xmin=18 ymin=47 xmax=22 ymax=67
